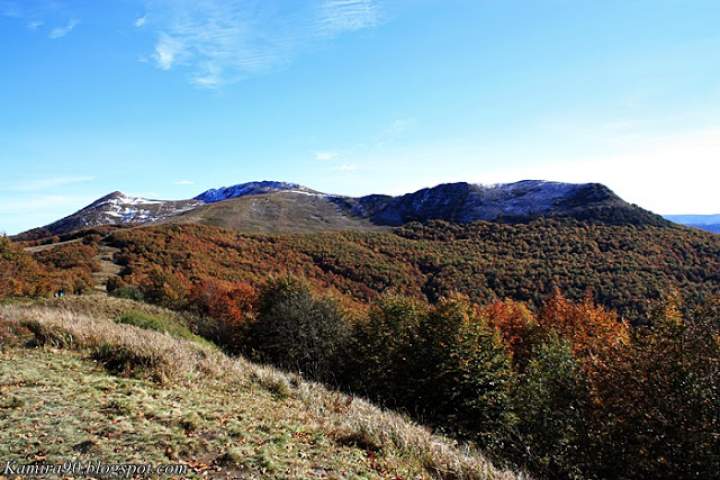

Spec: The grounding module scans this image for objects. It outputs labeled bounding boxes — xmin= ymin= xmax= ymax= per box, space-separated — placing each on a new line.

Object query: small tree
xmin=480 ymin=298 xmax=541 ymax=369
xmin=248 ymin=277 xmax=350 ymax=382
xmin=189 ymin=278 xmax=256 ymax=352
xmin=345 ymin=294 xmax=426 ymax=406
xmin=416 ymin=295 xmax=516 ymax=448
xmin=511 ymin=335 xmax=590 ymax=479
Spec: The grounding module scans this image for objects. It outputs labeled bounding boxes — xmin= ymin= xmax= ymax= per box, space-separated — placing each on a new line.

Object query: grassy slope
xmin=169 ymin=192 xmax=383 ymax=233
xmin=0 ymin=297 xmax=525 ymax=480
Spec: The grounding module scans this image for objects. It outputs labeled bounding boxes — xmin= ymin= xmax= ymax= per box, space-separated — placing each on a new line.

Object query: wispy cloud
xmin=5 ymin=176 xmax=95 ymax=192
xmin=142 ymin=0 xmax=383 ymax=87
xmin=153 ymin=33 xmax=185 ymax=70
xmin=317 ymin=0 xmax=380 ymax=36
xmin=1 ymin=1 xmax=74 ymax=34
xmin=48 ymin=18 xmax=78 ymax=39
xmin=315 ymin=151 xmax=338 ymax=161
xmin=333 ymin=163 xmax=359 ymax=172
xmin=175 ymin=179 xmax=194 ymax=185
xmin=0 ymin=1 xmax=21 ymax=18
xmin=134 ymin=15 xmax=147 ymax=28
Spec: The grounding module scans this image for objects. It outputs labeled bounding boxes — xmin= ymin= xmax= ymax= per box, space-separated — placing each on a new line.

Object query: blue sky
xmin=1 ymin=0 xmax=719 ymax=234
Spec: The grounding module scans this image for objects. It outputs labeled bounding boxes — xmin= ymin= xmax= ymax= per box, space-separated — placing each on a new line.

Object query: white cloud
xmin=27 ymin=20 xmax=43 ymax=30
xmin=142 ymin=0 xmax=383 ymax=87
xmin=5 ymin=176 xmax=95 ymax=192
xmin=134 ymin=15 xmax=147 ymax=28
xmin=48 ymin=18 xmax=78 ymax=39
xmin=175 ymin=179 xmax=194 ymax=185
xmin=153 ymin=33 xmax=185 ymax=70
xmin=315 ymin=151 xmax=338 ymax=161
xmin=317 ymin=0 xmax=380 ymax=36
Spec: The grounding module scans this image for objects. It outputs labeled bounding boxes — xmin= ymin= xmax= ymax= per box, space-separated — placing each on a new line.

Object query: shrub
xmin=415 ymin=296 xmax=516 ymax=448
xmin=510 ymin=335 xmax=590 ymax=479
xmin=247 ymin=277 xmax=350 ymax=382
xmin=115 ymin=310 xmax=211 ymax=347
xmin=344 ymin=294 xmax=426 ymax=405
xmin=111 ymin=285 xmax=145 ymax=302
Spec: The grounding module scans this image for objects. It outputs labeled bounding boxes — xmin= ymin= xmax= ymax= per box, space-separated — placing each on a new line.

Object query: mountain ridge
xmin=664 ymin=214 xmax=720 ymax=233
xmin=14 ymin=179 xmax=672 ymax=239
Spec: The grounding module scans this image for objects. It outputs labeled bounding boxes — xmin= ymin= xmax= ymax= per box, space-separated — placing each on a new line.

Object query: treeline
xmin=0 ymin=236 xmax=99 ymax=298
xmin=110 ymin=273 xmax=719 ymax=480
xmin=4 ymin=220 xmax=720 ymax=479
xmin=106 ymin=220 xmax=720 ymax=322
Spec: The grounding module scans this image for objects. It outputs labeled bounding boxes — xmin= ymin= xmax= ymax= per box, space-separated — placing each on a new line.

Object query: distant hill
xmin=15 ymin=179 xmax=670 ymax=239
xmin=665 ymin=214 xmax=720 ymax=233
xmin=15 ymin=192 xmax=201 ymax=241
xmin=172 ymin=190 xmax=380 ymax=233
xmin=105 ymin=218 xmax=720 ymax=320
xmin=350 ymin=180 xmax=669 ymax=227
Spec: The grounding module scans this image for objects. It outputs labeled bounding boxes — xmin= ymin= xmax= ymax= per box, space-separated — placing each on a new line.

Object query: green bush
xmin=115 ymin=310 xmax=211 ymax=348
xmin=413 ymin=297 xmax=516 ymax=448
xmin=344 ymin=294 xmax=426 ymax=405
xmin=110 ymin=285 xmax=145 ymax=302
xmin=247 ymin=277 xmax=350 ymax=382
xmin=510 ymin=336 xmax=589 ymax=479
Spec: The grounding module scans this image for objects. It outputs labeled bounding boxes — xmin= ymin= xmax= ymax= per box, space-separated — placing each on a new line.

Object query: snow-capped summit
xmin=195 ymin=181 xmax=319 ymax=204
xmin=15 ymin=179 xmax=669 ymax=240
xmin=16 ymin=191 xmax=202 ymax=240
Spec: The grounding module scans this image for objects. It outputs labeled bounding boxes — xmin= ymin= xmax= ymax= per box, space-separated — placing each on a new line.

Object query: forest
xmin=111 ymin=273 xmax=720 ymax=480
xmin=2 ymin=220 xmax=719 ymax=479
xmin=101 ymin=219 xmax=720 ymax=322
xmin=0 ymin=236 xmax=98 ymax=297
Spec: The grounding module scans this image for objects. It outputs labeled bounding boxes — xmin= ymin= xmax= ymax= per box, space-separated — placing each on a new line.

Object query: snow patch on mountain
xmin=195 ymin=181 xmax=319 ymax=203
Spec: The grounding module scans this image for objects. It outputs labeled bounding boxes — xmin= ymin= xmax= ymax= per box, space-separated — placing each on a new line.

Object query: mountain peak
xmin=15 ymin=178 xmax=669 ymax=240
xmin=194 ymin=181 xmax=318 ymax=203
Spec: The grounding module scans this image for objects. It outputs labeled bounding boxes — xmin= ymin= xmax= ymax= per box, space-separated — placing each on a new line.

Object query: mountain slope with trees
xmin=102 ymin=219 xmax=720 ymax=321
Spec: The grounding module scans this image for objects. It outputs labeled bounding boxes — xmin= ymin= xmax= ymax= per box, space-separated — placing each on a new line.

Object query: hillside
xmin=104 ymin=219 xmax=720 ymax=320
xmin=14 ymin=179 xmax=670 ymax=239
xmin=0 ymin=297 xmax=523 ymax=480
xmin=354 ymin=181 xmax=669 ymax=227
xmin=170 ymin=191 xmax=381 ymax=233
xmin=3 ymin=230 xmax=718 ymax=480
xmin=16 ymin=192 xmax=201 ymax=242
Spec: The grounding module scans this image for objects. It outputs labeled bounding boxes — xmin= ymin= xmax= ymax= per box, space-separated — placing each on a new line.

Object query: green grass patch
xmin=115 ymin=310 xmax=214 ymax=348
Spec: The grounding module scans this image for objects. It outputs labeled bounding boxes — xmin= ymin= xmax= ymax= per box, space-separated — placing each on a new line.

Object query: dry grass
xmin=0 ymin=298 xmax=528 ymax=480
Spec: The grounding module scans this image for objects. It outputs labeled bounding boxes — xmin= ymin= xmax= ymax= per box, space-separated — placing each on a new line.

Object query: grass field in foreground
xmin=0 ymin=298 xmax=525 ymax=480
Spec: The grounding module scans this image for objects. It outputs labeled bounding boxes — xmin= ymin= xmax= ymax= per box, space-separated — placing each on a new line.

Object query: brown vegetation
xmin=0 ymin=299 xmax=526 ymax=480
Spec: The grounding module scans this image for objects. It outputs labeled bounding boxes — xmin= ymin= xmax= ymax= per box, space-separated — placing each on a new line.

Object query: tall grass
xmin=0 ymin=301 xmax=528 ymax=480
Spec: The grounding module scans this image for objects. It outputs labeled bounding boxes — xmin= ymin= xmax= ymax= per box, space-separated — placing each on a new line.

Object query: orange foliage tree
xmin=539 ymin=289 xmax=629 ymax=365
xmin=189 ymin=278 xmax=257 ymax=351
xmin=480 ymin=298 xmax=540 ymax=367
